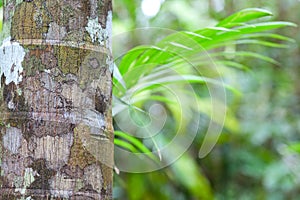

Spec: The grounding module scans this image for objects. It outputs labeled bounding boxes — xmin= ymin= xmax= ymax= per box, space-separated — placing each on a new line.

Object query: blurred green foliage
xmin=112 ymin=0 xmax=300 ymax=200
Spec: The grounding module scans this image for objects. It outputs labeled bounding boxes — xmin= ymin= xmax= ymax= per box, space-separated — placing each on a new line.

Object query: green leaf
xmin=128 ymin=94 xmax=177 ymax=105
xmin=114 ymin=131 xmax=157 ymax=161
xmin=169 ymin=41 xmax=194 ymax=50
xmin=198 ymin=22 xmax=296 ymax=50
xmin=214 ymin=60 xmax=250 ymax=71
xmin=217 ymin=8 xmax=273 ymax=28
xmin=170 ymin=153 xmax=213 ymax=199
xmin=241 ymin=33 xmax=296 ymax=43
xmin=118 ymin=45 xmax=168 ymax=74
xmin=236 ymin=21 xmax=297 ymax=33
xmin=286 ymin=143 xmax=300 ymax=153
xmin=127 ymin=74 xmax=239 ymax=96
xmin=209 ymin=51 xmax=280 ymax=65
xmin=233 ymin=39 xmax=289 ymax=48
xmin=209 ymin=39 xmax=289 ymax=49
xmin=182 ymin=31 xmax=212 ymax=40
xmin=114 ymin=138 xmax=139 ymax=153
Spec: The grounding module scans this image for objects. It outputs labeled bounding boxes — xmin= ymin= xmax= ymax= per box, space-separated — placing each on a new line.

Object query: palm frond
xmin=112 ymin=8 xmax=295 ymax=159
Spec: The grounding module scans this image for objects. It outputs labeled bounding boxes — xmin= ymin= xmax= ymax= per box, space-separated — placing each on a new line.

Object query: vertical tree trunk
xmin=0 ymin=0 xmax=113 ymax=199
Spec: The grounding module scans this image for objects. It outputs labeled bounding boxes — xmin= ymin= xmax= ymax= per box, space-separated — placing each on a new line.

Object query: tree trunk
xmin=0 ymin=0 xmax=113 ymax=199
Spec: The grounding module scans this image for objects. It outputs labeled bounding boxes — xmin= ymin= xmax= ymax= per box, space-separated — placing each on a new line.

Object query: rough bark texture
xmin=0 ymin=0 xmax=113 ymax=199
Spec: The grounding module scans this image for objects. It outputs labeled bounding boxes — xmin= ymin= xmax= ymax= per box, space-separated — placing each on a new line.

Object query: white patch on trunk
xmin=15 ymin=168 xmax=36 ymax=195
xmin=3 ymin=127 xmax=23 ymax=154
xmin=32 ymin=133 xmax=74 ymax=170
xmin=49 ymin=172 xmax=84 ymax=198
xmin=85 ymin=17 xmax=109 ymax=46
xmin=8 ymin=100 xmax=16 ymax=110
xmin=0 ymin=37 xmax=26 ymax=87
xmin=83 ymin=164 xmax=103 ymax=193
xmin=106 ymin=11 xmax=112 ymax=51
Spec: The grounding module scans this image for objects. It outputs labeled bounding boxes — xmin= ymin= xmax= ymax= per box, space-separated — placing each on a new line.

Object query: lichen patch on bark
xmin=15 ymin=168 xmax=37 ymax=195
xmin=49 ymin=172 xmax=84 ymax=198
xmin=3 ymin=127 xmax=22 ymax=154
xmin=85 ymin=17 xmax=109 ymax=46
xmin=106 ymin=11 xmax=113 ymax=50
xmin=31 ymin=133 xmax=74 ymax=170
xmin=83 ymin=164 xmax=103 ymax=193
xmin=0 ymin=37 xmax=26 ymax=88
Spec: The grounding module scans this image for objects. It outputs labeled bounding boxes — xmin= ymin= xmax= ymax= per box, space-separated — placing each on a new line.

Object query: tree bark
xmin=0 ymin=0 xmax=113 ymax=199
